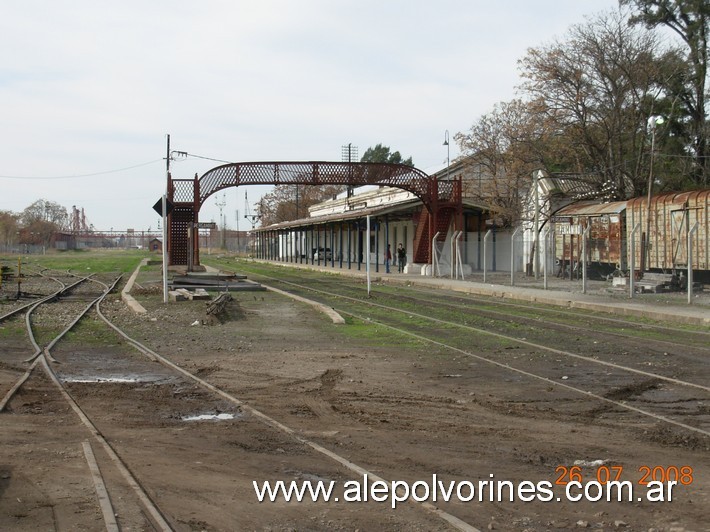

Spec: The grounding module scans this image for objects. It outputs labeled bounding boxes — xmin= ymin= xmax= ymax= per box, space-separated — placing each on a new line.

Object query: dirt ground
xmin=1 ymin=271 xmax=709 ymax=531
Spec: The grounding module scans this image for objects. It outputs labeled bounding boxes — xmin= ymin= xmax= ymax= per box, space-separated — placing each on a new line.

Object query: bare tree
xmin=518 ymin=9 xmax=683 ymax=196
xmin=20 ymin=199 xmax=69 ymax=246
xmin=257 ymin=184 xmax=346 ymax=226
xmin=0 ymin=210 xmax=20 ymax=248
xmin=456 ymin=99 xmax=548 ymax=226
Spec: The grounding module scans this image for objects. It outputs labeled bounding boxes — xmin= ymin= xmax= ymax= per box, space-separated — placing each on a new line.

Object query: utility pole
xmin=644 ymin=115 xmax=664 ymax=274
xmin=235 ymin=209 xmax=240 ymax=251
xmin=244 ymin=190 xmax=260 ymax=229
xmin=244 ymin=190 xmax=261 ymax=254
xmin=342 ymin=143 xmax=358 ymax=198
xmin=215 ymin=193 xmax=226 ymax=250
xmin=162 ymin=134 xmax=170 ymax=304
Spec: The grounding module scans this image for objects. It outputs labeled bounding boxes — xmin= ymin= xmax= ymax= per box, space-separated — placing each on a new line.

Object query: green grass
xmin=64 ymin=317 xmax=123 ymax=346
xmin=338 ymin=315 xmax=428 ymax=350
xmin=0 ymin=249 xmax=148 ymax=275
xmin=0 ymin=321 xmax=26 ymax=339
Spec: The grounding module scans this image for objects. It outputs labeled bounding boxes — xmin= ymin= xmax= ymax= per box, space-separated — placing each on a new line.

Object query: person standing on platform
xmin=397 ymin=243 xmax=406 ymax=273
xmin=385 ymin=244 xmax=392 ymax=273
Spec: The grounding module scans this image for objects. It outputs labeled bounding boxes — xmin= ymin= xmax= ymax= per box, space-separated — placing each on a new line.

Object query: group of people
xmin=385 ymin=243 xmax=407 ymax=274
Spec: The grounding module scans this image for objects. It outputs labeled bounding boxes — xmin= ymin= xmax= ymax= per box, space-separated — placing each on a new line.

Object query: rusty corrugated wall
xmin=626 ymin=190 xmax=709 ymax=271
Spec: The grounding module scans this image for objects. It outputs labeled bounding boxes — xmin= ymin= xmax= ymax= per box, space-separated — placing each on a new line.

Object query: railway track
xmin=0 ymin=272 xmax=176 ymax=531
xmin=230 ymin=263 xmax=710 ymax=438
xmin=2 ymin=261 xmax=709 ymax=530
xmin=1 ymin=271 xmax=480 ymax=531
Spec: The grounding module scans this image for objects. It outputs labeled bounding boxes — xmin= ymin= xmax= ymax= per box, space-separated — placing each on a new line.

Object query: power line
xmin=0 ymin=159 xmax=163 ymax=180
xmin=182 ymin=153 xmax=233 ymax=164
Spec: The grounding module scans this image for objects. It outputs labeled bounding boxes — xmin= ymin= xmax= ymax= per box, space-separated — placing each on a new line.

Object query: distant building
xmin=149 ymin=238 xmax=162 ymax=253
xmin=253 ymin=162 xmax=492 ymax=275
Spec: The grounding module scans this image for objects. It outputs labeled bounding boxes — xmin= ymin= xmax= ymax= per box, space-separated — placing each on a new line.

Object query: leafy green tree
xmin=620 ymin=0 xmax=709 ymax=186
xmin=360 ymin=143 xmax=414 ymax=167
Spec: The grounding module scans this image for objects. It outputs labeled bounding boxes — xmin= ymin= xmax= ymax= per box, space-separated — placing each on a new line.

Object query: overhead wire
xmin=0 ymin=152 xmax=238 ymax=181
xmin=0 ymin=159 xmax=164 ymax=180
xmin=180 ymin=153 xmax=234 ymax=164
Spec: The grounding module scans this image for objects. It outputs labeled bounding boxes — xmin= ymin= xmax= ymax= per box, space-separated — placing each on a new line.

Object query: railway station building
xmin=251 ymin=160 xmax=509 ymax=276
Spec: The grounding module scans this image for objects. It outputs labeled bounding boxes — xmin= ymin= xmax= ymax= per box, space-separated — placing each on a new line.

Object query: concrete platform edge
xmin=121 ymin=258 xmax=148 ymax=314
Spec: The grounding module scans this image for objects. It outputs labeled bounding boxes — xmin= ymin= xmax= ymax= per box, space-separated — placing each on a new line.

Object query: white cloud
xmin=0 ymin=0 xmax=621 ymax=230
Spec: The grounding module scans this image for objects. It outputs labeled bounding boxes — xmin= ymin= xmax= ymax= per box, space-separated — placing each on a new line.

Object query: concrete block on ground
xmin=176 ymin=288 xmax=194 ymax=300
xmin=193 ymin=289 xmax=211 ymax=300
xmin=169 ymin=290 xmax=187 ymax=302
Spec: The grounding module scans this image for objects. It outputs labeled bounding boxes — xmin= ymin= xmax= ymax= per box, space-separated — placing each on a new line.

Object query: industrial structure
xmin=166 ymin=161 xmax=464 ymax=268
xmin=164 ymin=158 xmax=709 ymax=289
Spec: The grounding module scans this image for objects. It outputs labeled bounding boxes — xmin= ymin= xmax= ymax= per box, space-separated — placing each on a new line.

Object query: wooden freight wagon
xmin=626 ymin=190 xmax=709 ymax=280
xmin=553 ymin=200 xmax=627 ymax=280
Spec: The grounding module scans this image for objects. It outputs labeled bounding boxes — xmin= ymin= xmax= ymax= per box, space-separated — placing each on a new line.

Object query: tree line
xmin=0 ymin=200 xmax=71 ymax=248
xmin=256 ymin=143 xmax=414 ymax=226
xmin=260 ymin=2 xmax=708 ymax=229
xmin=457 ymin=0 xmax=709 ymax=225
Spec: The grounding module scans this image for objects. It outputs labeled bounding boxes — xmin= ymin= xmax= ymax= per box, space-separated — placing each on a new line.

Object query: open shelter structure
xmin=166 ymin=161 xmax=463 ymax=269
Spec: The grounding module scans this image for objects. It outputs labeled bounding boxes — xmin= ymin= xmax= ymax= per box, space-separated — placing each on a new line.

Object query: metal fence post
xmin=510 ymin=227 xmax=520 ymax=286
xmin=688 ymin=222 xmax=698 ymax=304
xmin=629 ymin=223 xmax=640 ymax=298
xmin=456 ymin=231 xmax=464 ymax=279
xmin=431 ymin=231 xmax=441 ymax=277
xmin=582 ymin=225 xmax=590 ymax=294
xmin=366 ymin=215 xmax=371 ymax=296
xmin=543 ymin=228 xmax=549 ymax=290
xmin=483 ymin=229 xmax=492 ymax=283
xmin=450 ymin=231 xmax=460 ymax=279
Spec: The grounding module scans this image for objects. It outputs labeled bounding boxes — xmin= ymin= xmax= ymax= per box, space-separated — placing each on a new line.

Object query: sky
xmin=1 ymin=0 xmax=622 ymax=233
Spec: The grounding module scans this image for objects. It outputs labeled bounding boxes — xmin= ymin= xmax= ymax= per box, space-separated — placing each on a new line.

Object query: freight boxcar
xmin=626 ymin=190 xmax=709 ymax=280
xmin=553 ymin=200 xmax=628 ymax=280
xmin=552 ymin=190 xmax=709 ymax=283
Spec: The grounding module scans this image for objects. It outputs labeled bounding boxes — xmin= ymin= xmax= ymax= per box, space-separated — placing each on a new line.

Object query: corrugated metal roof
xmin=556 ymin=200 xmax=627 ymax=216
xmin=256 ymin=196 xmax=490 ymax=232
xmin=541 ymin=175 xmax=599 ymax=196
xmin=627 ymin=189 xmax=710 ymax=208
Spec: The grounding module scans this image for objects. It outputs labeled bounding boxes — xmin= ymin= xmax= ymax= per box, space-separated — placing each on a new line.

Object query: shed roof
xmin=556 ymin=200 xmax=627 ymax=216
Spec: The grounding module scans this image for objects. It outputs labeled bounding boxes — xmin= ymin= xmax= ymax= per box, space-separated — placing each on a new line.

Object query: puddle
xmin=63 ymin=377 xmax=141 ymax=383
xmin=57 ymin=350 xmax=179 ymax=385
xmin=182 ymin=413 xmax=237 ymax=421
xmin=61 ymin=374 xmax=173 ymax=384
xmin=573 ymin=459 xmax=607 ymax=467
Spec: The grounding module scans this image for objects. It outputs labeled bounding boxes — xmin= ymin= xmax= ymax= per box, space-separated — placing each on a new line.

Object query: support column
xmin=375 ymin=219 xmax=379 ymax=273
xmin=310 ymin=226 xmax=315 ymax=265
xmin=357 ymin=220 xmax=362 ymax=271
xmin=330 ymin=223 xmax=335 ymax=267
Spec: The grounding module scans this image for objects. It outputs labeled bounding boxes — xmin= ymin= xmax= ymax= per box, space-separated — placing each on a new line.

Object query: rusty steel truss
xmin=167 ymin=161 xmax=462 ymax=266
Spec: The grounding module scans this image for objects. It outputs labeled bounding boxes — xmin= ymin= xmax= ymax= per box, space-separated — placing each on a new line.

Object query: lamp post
xmin=643 ymin=115 xmax=664 ymax=273
xmin=443 ymin=130 xmax=450 ymax=180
